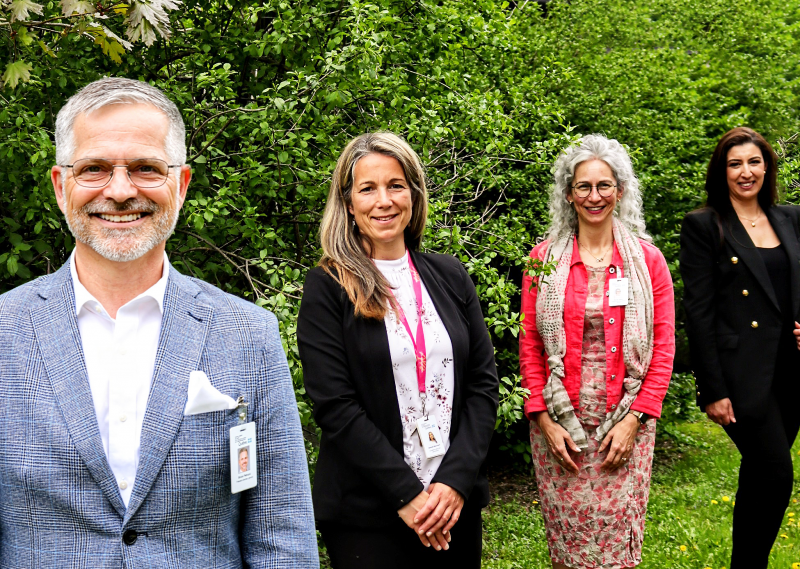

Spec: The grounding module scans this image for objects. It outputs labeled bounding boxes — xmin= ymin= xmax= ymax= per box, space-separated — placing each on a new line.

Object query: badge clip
xmin=236 ymin=395 xmax=248 ymax=424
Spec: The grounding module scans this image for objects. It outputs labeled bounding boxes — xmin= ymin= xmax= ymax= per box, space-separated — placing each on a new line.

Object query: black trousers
xmin=724 ymin=352 xmax=800 ymax=569
xmin=318 ymin=499 xmax=483 ymax=569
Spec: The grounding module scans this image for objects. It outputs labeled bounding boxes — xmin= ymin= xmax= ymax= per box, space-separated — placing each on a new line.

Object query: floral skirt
xmin=529 ymin=417 xmax=656 ymax=568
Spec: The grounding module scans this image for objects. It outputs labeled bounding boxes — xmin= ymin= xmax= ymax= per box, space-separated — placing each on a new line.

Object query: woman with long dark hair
xmin=680 ymin=126 xmax=800 ymax=568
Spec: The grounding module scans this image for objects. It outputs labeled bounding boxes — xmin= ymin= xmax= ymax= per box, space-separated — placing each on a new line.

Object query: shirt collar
xmin=69 ymin=250 xmax=170 ymax=317
xmin=569 ymin=235 xmax=624 ymax=270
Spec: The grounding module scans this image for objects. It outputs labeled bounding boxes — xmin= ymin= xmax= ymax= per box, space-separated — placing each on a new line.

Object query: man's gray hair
xmin=545 ymin=134 xmax=651 ymax=243
xmin=55 ymin=77 xmax=186 ymax=166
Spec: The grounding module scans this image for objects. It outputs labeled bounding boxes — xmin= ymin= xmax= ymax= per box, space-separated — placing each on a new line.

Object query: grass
xmin=481 ymin=419 xmax=800 ymax=568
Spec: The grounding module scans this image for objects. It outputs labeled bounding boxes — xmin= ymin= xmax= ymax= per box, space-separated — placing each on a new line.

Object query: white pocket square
xmin=184 ymin=371 xmax=238 ymax=415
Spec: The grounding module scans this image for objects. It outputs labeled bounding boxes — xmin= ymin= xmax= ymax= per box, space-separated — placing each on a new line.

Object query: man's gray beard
xmin=65 ymin=198 xmax=179 ymax=263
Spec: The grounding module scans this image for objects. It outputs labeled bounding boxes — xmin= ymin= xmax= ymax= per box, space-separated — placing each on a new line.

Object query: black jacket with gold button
xmin=680 ymin=206 xmax=800 ymax=417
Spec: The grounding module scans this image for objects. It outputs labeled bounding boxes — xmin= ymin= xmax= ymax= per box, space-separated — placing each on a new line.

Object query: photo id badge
xmin=609 ymin=277 xmax=629 ymax=306
xmin=230 ymin=422 xmax=257 ymax=494
xmin=416 ymin=416 xmax=445 ymax=459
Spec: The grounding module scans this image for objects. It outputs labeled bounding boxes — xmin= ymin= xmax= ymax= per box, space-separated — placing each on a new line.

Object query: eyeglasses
xmin=571 ymin=182 xmax=618 ymax=198
xmin=62 ymin=158 xmax=181 ymax=189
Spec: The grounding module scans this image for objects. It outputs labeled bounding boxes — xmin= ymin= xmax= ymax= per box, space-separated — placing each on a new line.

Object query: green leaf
xmin=4 ymin=217 xmax=20 ymax=231
xmin=37 ymin=40 xmax=57 ymax=58
xmin=101 ymin=38 xmax=126 ymax=64
xmin=3 ymin=61 xmax=33 ymax=89
xmin=7 ymin=255 xmax=18 ymax=276
xmin=17 ymin=26 xmax=35 ymax=47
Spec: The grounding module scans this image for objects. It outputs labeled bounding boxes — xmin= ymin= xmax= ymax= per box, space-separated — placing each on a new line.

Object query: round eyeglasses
xmin=571 ymin=181 xmax=618 ymax=198
xmin=63 ymin=158 xmax=181 ymax=189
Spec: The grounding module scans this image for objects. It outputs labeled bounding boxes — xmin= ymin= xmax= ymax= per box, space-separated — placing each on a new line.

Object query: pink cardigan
xmin=520 ymin=236 xmax=675 ymax=419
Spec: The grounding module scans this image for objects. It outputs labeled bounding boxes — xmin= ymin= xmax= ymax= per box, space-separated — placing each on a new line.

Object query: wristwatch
xmin=628 ymin=410 xmax=648 ymax=424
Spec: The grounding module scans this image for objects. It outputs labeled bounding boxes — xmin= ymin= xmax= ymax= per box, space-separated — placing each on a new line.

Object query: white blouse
xmin=374 ymin=253 xmax=455 ymax=489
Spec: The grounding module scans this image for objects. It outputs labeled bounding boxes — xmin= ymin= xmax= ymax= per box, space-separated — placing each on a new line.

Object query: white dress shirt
xmin=374 ymin=253 xmax=455 ymax=489
xmin=70 ymin=251 xmax=169 ymax=507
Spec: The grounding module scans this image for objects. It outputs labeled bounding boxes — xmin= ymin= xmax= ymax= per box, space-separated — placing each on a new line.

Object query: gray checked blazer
xmin=0 ymin=260 xmax=319 ymax=568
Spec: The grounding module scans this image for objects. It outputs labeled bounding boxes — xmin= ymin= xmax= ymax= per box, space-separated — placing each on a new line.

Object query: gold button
xmin=751 ymin=321 xmax=758 ymax=328
xmin=731 ymin=257 xmax=739 ymax=264
xmin=742 ymin=289 xmax=749 ymax=296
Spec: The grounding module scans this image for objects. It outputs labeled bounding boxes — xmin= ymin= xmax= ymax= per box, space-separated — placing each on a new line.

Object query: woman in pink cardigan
xmin=520 ymin=135 xmax=675 ymax=569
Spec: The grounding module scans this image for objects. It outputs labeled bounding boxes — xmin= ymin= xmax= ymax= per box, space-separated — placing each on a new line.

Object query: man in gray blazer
xmin=0 ymin=78 xmax=319 ymax=568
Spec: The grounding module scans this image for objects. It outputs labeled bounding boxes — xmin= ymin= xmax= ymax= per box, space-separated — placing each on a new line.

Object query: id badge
xmin=609 ymin=277 xmax=629 ymax=306
xmin=230 ymin=422 xmax=257 ymax=493
xmin=416 ymin=416 xmax=445 ymax=459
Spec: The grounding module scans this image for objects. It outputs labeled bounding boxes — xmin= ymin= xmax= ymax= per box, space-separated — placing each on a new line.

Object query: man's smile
xmin=95 ymin=212 xmax=147 ymax=223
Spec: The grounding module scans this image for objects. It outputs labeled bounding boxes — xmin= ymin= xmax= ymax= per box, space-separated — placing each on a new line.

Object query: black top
xmin=758 ymin=244 xmax=800 ymax=373
xmin=297 ymin=250 xmax=499 ymax=527
xmin=758 ymin=244 xmax=793 ymax=328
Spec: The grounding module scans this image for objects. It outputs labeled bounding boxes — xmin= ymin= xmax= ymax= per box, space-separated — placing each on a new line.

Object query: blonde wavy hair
xmin=545 ymin=134 xmax=651 ymax=243
xmin=319 ymin=132 xmax=428 ymax=319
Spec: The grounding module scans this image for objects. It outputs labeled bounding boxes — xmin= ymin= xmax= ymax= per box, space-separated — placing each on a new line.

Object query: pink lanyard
xmin=388 ymin=254 xmax=428 ymax=398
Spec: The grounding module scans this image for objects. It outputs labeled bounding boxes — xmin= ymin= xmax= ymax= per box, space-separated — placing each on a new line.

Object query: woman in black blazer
xmin=297 ymin=132 xmax=499 ymax=568
xmin=680 ymin=127 xmax=800 ymax=569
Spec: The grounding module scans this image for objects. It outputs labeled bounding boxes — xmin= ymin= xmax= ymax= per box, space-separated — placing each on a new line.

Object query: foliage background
xmin=2 ymin=0 xmax=800 ymax=466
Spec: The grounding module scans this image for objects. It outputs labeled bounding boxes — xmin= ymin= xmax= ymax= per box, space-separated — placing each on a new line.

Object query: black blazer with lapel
xmin=680 ymin=205 xmax=800 ymax=417
xmin=297 ymin=250 xmax=499 ymax=527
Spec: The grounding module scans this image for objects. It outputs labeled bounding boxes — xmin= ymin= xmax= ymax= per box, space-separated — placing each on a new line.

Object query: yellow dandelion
xmin=789 ymin=512 xmax=796 ymax=517
xmin=792 ymin=563 xmax=800 ymax=569
xmin=781 ymin=533 xmax=789 ymax=539
xmin=711 ymin=499 xmax=719 ymax=505
xmin=532 ymin=500 xmax=539 ymax=505
xmin=722 ymin=496 xmax=730 ymax=502
xmin=794 ymin=499 xmax=798 ymax=504
xmin=679 ymin=545 xmax=687 ymax=551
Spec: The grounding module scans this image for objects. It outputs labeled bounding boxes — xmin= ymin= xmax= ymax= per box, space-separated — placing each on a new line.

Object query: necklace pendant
xmin=752 ymin=222 xmax=756 ymax=227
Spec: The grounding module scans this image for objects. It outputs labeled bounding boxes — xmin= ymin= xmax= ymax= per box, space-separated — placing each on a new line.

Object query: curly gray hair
xmin=545 ymin=134 xmax=650 ymax=243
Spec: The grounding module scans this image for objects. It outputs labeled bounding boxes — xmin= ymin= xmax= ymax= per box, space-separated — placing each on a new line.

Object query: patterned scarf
xmin=536 ymin=218 xmax=654 ymax=449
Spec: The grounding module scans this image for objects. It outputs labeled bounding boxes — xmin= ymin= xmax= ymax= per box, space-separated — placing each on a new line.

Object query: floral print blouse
xmin=374 ymin=253 xmax=455 ymax=489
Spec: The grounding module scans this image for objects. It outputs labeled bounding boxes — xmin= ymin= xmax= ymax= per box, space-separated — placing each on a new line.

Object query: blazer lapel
xmin=30 ymin=263 xmax=126 ymax=517
xmin=767 ymin=207 xmax=800 ymax=318
xmin=724 ymin=216 xmax=781 ymax=313
xmin=123 ymin=269 xmax=213 ymax=523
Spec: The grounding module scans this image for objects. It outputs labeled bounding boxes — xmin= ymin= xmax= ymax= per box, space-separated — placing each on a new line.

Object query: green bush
xmin=3 ymin=0 xmax=800 ymax=464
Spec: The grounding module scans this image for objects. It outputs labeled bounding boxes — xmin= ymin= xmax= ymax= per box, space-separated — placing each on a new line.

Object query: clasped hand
xmin=397 ymin=483 xmax=464 ymax=551
xmin=535 ymin=411 xmax=639 ymax=473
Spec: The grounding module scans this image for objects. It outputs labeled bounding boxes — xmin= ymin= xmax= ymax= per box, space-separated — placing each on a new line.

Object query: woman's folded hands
xmin=397 ymin=483 xmax=464 ymax=551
